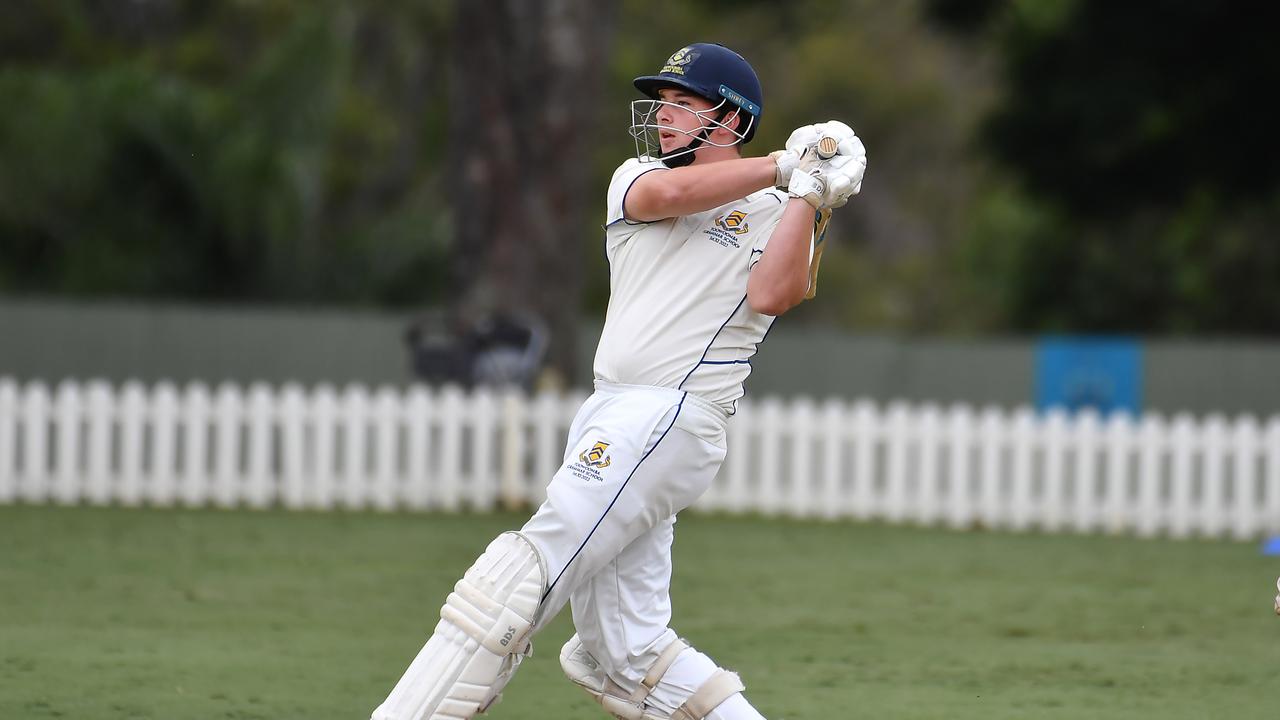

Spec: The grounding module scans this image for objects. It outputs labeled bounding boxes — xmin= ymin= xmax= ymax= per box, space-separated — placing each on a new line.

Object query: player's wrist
xmin=787 ymin=168 xmax=825 ymax=209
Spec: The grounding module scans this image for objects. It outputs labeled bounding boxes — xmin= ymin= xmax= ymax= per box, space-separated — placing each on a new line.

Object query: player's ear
xmin=717 ymin=108 xmax=743 ymax=139
xmin=726 ymin=108 xmax=743 ymax=134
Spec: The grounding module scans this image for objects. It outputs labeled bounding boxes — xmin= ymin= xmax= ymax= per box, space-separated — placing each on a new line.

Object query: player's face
xmin=654 ymin=88 xmax=718 ymax=154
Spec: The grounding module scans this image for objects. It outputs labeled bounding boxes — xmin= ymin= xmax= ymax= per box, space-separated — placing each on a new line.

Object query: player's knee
xmin=442 ymin=531 xmax=547 ymax=656
xmin=560 ymin=634 xmax=745 ymax=720
xmin=371 ymin=532 xmax=549 ymax=720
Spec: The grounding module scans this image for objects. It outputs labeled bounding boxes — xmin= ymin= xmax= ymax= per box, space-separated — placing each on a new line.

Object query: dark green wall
xmin=2 ymin=299 xmax=1277 ymax=415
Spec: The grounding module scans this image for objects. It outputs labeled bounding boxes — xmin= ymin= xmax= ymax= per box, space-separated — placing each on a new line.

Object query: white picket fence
xmin=1 ymin=378 xmax=1278 ymax=540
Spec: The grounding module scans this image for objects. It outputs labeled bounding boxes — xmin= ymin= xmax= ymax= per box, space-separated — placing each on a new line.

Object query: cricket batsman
xmin=372 ymin=42 xmax=867 ymax=720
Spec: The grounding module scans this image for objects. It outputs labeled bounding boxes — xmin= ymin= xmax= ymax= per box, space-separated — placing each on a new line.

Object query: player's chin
xmin=658 ymin=138 xmax=685 ymax=155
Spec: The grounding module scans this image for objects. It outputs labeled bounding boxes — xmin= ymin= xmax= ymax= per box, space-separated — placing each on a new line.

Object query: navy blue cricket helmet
xmin=633 ymin=43 xmax=764 ymax=143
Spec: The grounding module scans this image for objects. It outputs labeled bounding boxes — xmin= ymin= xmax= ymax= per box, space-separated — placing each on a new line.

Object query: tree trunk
xmin=449 ymin=0 xmax=618 ymax=385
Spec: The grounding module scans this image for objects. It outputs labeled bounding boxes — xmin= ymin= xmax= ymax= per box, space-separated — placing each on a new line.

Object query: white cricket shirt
xmin=591 ymin=157 xmax=790 ymax=413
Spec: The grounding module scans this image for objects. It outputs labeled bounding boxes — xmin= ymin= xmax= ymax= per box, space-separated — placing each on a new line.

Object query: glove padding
xmin=786 ymin=167 xmax=826 ymax=210
xmin=782 ymin=121 xmax=867 ymax=209
xmin=769 ymin=149 xmax=802 ymax=189
xmin=770 ymin=124 xmax=822 ymax=190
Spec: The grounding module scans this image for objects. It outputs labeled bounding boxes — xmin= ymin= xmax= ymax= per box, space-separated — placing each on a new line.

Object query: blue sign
xmin=1035 ymin=337 xmax=1142 ymax=415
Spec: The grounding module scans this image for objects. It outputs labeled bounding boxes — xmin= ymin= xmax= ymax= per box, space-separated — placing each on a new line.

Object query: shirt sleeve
xmin=605 ymin=158 xmax=667 ymax=226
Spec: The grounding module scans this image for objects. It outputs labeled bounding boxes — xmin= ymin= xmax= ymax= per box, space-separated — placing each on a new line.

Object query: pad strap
xmin=629 ymin=638 xmax=690 ymax=703
xmin=672 ymin=670 xmax=745 ymax=720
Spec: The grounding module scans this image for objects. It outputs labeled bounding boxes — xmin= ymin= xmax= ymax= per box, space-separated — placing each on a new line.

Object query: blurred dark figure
xmin=406 ymin=310 xmax=547 ymax=391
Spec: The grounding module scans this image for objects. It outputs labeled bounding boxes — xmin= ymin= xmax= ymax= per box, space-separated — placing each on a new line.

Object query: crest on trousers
xmin=579 ymin=441 xmax=612 ymax=468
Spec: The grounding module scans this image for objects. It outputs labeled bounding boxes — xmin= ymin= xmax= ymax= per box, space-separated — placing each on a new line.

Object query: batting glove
xmin=769 ymin=148 xmax=805 ymax=190
xmin=785 ymin=124 xmax=823 ymax=154
xmin=821 ymin=135 xmax=867 ymax=208
xmin=769 ymin=124 xmax=823 ymax=190
xmin=787 ymin=167 xmax=826 ymax=209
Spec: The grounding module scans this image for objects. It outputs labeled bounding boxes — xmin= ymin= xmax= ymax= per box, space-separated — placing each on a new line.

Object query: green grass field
xmin=1 ymin=505 xmax=1275 ymax=720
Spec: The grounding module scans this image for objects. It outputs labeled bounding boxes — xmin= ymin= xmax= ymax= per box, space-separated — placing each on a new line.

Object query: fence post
xmin=0 ymin=380 xmax=15 ymax=503
xmin=1136 ymin=414 xmax=1166 ymax=538
xmin=1041 ymin=408 xmax=1069 ymax=532
xmin=1200 ymin=414 xmax=1228 ymax=538
xmin=947 ymin=404 xmax=975 ymax=530
xmin=53 ymin=381 xmax=83 ymax=505
xmin=370 ymin=386 xmax=400 ymax=512
xmin=310 ymin=385 xmax=337 ymax=510
xmin=340 ymin=385 xmax=370 ymax=510
xmin=1166 ymin=414 xmax=1196 ymax=539
xmin=851 ymin=400 xmax=877 ymax=520
xmin=245 ymin=383 xmax=274 ymax=509
xmin=470 ymin=388 xmax=497 ymax=511
xmin=212 ymin=383 xmax=244 ymax=509
xmin=787 ymin=397 xmax=815 ymax=518
xmin=977 ymin=407 xmax=1005 ymax=530
xmin=757 ymin=397 xmax=784 ymax=516
xmin=19 ymin=382 xmax=51 ymax=503
xmin=884 ymin=402 xmax=912 ymax=523
xmin=278 ymin=384 xmax=307 ymax=510
xmin=820 ymin=398 xmax=846 ymax=521
xmin=85 ymin=381 xmax=114 ymax=506
xmin=118 ymin=382 xmax=147 ymax=506
xmin=179 ymin=383 xmax=210 ymax=507
xmin=1102 ymin=413 xmax=1134 ymax=534
xmin=1009 ymin=407 xmax=1036 ymax=532
xmin=915 ymin=404 xmax=942 ymax=525
xmin=500 ymin=389 xmax=526 ymax=511
xmin=1070 ymin=410 xmax=1101 ymax=533
xmin=404 ymin=385 xmax=433 ymax=510
xmin=438 ymin=385 xmax=465 ymax=512
xmin=149 ymin=383 xmax=179 ymax=507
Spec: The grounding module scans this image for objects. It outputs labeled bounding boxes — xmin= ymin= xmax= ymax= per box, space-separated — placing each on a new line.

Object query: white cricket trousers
xmin=520 ymin=381 xmax=765 ymax=720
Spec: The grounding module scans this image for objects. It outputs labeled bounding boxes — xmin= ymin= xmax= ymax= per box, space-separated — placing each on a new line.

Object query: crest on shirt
xmin=579 ymin=441 xmax=612 ymax=469
xmin=716 ymin=210 xmax=750 ymax=235
xmin=704 ymin=208 xmax=750 ymax=248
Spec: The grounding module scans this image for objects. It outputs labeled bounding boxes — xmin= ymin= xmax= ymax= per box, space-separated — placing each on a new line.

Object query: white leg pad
xmin=671 ymin=670 xmax=744 ymax=720
xmin=560 ymin=635 xmax=744 ymax=720
xmin=372 ymin=532 xmax=546 ymax=720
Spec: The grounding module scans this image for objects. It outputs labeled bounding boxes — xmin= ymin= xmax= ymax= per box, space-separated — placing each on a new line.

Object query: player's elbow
xmin=747 ymin=283 xmax=805 ymax=316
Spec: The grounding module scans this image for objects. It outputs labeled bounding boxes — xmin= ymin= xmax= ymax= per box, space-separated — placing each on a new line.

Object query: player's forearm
xmin=626 ymin=157 xmax=775 ymax=221
xmin=746 ymin=199 xmax=815 ymax=316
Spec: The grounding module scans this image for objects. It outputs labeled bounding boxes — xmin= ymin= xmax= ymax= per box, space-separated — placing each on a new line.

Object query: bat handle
xmin=816 ymin=136 xmax=839 ymax=159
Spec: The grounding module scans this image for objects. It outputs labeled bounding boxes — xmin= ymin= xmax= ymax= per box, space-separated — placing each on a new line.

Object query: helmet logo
xmin=661 ymin=46 xmax=700 ymax=76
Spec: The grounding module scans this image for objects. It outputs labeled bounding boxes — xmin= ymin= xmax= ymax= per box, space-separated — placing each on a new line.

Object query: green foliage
xmin=4 ymin=0 xmax=1274 ymax=334
xmin=933 ymin=0 xmax=1280 ymax=334
xmin=0 ymin=1 xmax=452 ymax=306
xmin=2 ymin=505 xmax=1276 ymax=719
xmin=987 ymin=1 xmax=1278 ymax=217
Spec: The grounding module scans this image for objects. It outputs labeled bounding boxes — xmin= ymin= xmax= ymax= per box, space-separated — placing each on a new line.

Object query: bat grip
xmin=816 ymin=136 xmax=839 ymax=159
